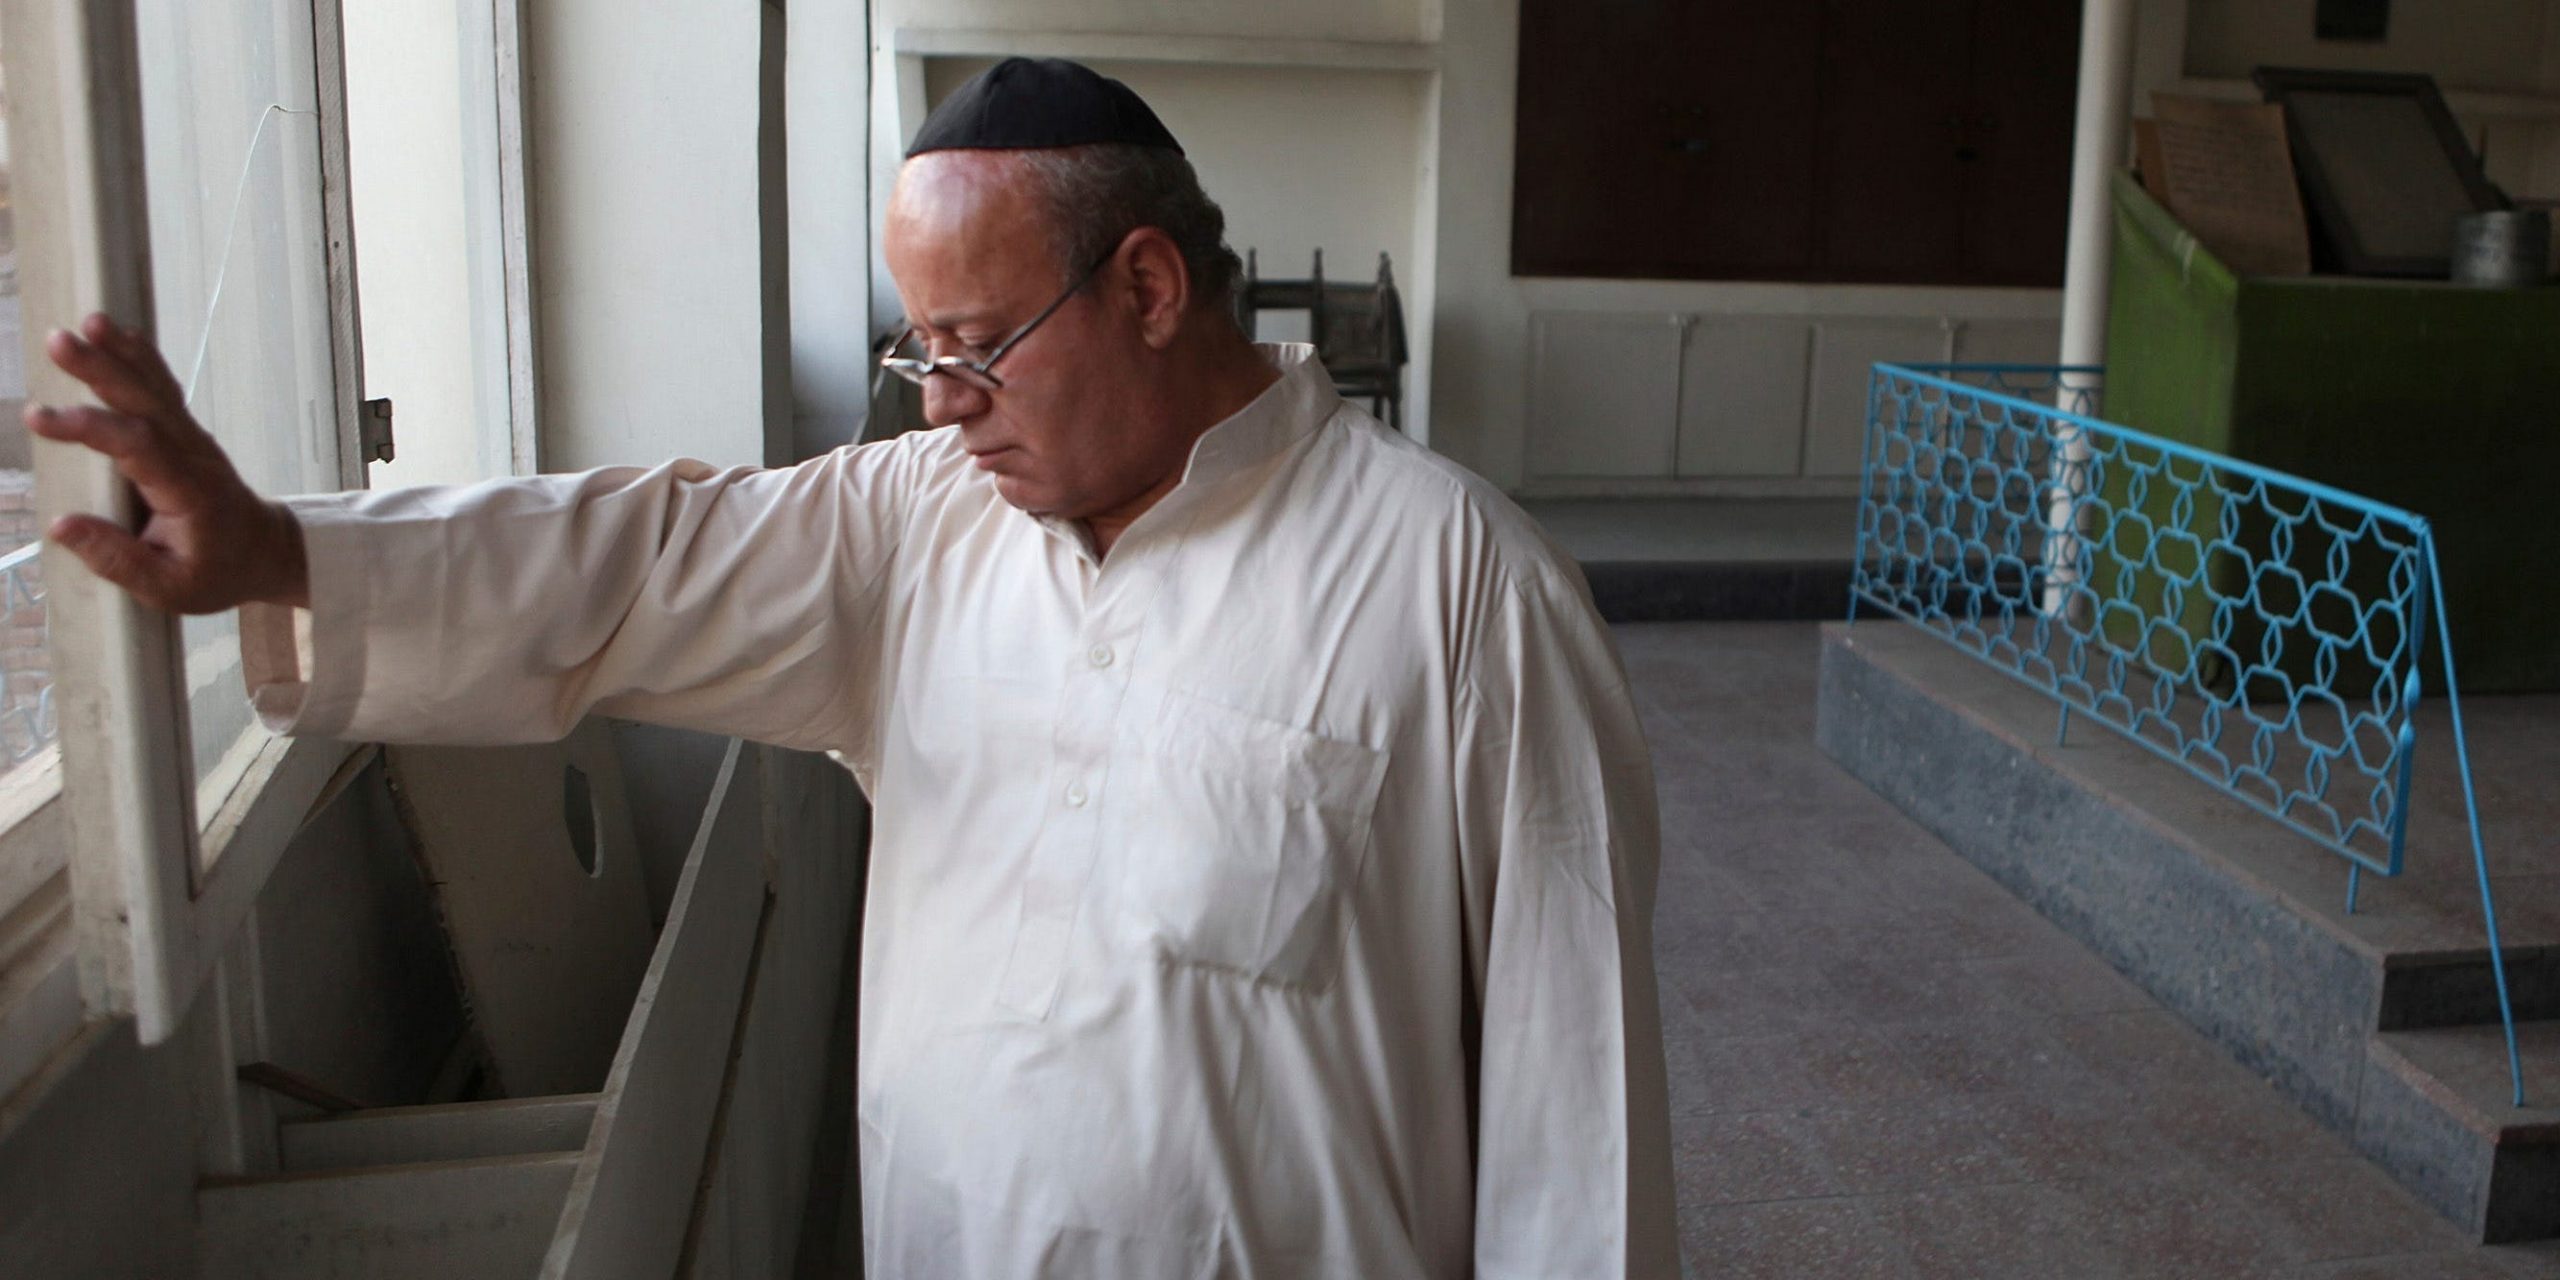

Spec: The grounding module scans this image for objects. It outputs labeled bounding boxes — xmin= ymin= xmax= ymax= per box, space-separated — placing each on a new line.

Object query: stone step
xmin=1815 ymin=619 xmax=2560 ymax=1242
xmin=198 ymin=1152 xmax=576 ymax=1280
xmin=1580 ymin=559 xmax=1851 ymax=624
xmin=277 ymin=1093 xmax=599 ymax=1174
xmin=2359 ymin=1023 xmax=2560 ymax=1242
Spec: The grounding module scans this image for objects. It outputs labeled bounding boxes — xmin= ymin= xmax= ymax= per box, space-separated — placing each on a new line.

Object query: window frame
xmin=0 ymin=0 xmax=370 ymax=1074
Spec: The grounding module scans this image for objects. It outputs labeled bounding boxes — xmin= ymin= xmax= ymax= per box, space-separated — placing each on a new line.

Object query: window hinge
xmin=360 ymin=397 xmax=395 ymax=464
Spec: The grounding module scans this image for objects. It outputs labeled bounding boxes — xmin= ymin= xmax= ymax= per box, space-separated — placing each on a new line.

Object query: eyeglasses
xmin=880 ymin=249 xmax=1115 ymax=392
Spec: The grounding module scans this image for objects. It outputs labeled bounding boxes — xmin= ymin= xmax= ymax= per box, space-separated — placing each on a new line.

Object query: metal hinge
xmin=360 ymin=397 xmax=395 ymax=464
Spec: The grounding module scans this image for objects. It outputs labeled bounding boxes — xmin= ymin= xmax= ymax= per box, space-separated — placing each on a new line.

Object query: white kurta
xmin=243 ymin=345 xmax=1677 ymax=1278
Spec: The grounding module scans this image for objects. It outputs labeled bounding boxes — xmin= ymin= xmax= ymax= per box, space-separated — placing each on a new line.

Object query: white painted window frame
xmin=0 ymin=0 xmax=372 ymax=1083
xmin=459 ymin=0 xmax=543 ymax=476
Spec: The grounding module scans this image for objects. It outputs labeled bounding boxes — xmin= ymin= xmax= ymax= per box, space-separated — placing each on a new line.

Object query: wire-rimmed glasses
xmin=880 ymin=249 xmax=1115 ymax=391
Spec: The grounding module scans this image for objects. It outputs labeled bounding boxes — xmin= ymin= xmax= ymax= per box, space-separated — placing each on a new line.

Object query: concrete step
xmin=278 ymin=1093 xmax=599 ymax=1173
xmin=1815 ymin=619 xmax=2560 ymax=1242
xmin=198 ymin=1152 xmax=576 ymax=1280
xmin=1580 ymin=560 xmax=1852 ymax=624
xmin=2360 ymin=1023 xmax=2560 ymax=1242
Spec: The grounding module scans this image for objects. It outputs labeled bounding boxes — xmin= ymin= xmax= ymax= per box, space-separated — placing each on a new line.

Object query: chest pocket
xmin=1114 ymin=691 xmax=1388 ymax=991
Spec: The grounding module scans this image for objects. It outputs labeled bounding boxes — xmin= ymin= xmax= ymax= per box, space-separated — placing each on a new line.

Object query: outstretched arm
xmin=28 ymin=311 xmax=910 ymax=754
xmin=26 ymin=312 xmax=310 ymax=612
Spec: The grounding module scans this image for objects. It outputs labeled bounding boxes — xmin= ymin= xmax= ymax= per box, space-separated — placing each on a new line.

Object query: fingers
xmin=23 ymin=404 xmax=218 ymax=517
xmin=45 ymin=320 xmax=187 ymax=424
xmin=77 ymin=312 xmax=189 ymax=408
xmin=47 ymin=515 xmax=182 ymax=611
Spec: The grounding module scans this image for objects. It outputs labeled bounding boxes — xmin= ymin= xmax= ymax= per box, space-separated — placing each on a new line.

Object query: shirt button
xmin=1087 ymin=644 xmax=1114 ymax=669
xmin=1064 ymin=781 xmax=1089 ymax=808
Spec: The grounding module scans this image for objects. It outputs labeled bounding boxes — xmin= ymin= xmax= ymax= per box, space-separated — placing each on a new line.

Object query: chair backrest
xmin=1235 ymin=249 xmax=1407 ymax=374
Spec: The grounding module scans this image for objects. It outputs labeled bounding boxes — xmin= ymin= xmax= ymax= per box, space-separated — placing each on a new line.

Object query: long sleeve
xmin=1457 ymin=567 xmax=1679 ymax=1279
xmin=241 ymin=437 xmax=924 ymax=751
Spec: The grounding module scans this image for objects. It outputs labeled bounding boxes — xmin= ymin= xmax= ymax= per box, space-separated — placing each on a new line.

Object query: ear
xmin=1113 ymin=227 xmax=1192 ymax=350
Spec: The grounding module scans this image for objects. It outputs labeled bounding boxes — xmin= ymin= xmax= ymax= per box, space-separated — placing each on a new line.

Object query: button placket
xmin=991 ymin=598 xmax=1146 ymax=1019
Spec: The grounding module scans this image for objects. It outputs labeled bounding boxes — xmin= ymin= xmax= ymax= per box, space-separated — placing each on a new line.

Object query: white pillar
xmin=2045 ymin=0 xmax=2140 ymax=617
xmin=2058 ymin=0 xmax=2140 ymax=369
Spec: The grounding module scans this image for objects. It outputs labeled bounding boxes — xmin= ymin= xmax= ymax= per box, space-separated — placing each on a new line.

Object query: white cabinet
xmin=1802 ymin=320 xmax=1956 ymax=478
xmin=1524 ymin=312 xmax=1684 ymax=479
xmin=1520 ymin=309 xmax=2055 ymax=487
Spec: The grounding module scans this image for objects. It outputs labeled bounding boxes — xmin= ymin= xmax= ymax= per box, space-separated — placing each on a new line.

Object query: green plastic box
xmin=2101 ymin=171 xmax=2560 ymax=693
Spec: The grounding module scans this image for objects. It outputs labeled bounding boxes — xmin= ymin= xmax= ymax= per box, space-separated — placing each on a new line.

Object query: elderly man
xmin=34 ymin=58 xmax=1675 ymax=1279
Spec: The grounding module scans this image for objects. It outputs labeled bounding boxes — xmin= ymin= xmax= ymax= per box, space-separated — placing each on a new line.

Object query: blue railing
xmin=1846 ymin=363 xmax=2523 ymax=1107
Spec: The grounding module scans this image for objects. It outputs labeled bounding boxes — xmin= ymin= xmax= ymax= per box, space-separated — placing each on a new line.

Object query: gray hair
xmin=1012 ymin=144 xmax=1244 ymax=321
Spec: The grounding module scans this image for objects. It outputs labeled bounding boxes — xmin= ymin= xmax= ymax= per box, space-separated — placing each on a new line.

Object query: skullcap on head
xmin=905 ymin=56 xmax=1183 ymax=158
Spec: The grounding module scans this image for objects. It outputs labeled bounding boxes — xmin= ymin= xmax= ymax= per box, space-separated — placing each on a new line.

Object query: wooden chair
xmin=1234 ymin=249 xmax=1410 ymax=430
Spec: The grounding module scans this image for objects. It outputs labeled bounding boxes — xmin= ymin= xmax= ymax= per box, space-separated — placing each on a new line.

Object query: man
xmin=33 ymin=58 xmax=1676 ymax=1279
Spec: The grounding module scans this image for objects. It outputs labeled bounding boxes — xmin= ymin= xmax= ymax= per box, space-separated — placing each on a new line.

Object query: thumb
xmin=49 ymin=514 xmax=179 ymax=610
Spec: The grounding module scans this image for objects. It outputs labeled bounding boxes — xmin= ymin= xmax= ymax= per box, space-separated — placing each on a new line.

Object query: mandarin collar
xmin=1030 ymin=343 xmax=1340 ymax=552
xmin=1174 ymin=343 xmax=1340 ymax=491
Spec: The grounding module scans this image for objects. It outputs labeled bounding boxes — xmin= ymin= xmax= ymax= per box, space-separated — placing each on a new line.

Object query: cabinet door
xmin=1961 ymin=0 xmax=2081 ymax=286
xmin=1804 ymin=319 xmax=1954 ymax=477
xmin=1676 ymin=319 xmax=1812 ymax=478
xmin=1524 ymin=312 xmax=1683 ymax=480
xmin=1818 ymin=0 xmax=1972 ymax=284
xmin=1513 ymin=0 xmax=1820 ymax=278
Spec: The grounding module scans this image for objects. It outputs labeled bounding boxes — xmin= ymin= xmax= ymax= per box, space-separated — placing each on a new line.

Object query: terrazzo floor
xmin=1624 ymin=621 xmax=2560 ymax=1279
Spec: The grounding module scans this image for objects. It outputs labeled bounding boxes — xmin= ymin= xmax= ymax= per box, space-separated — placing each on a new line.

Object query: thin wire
xmin=181 ymin=102 xmax=320 ymax=405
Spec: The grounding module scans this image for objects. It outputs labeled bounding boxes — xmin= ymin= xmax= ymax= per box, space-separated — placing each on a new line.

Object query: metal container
xmin=2450 ymin=210 xmax=2551 ymax=287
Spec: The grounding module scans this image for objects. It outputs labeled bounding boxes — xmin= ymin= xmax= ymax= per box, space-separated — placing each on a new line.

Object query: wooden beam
xmin=542 ymin=739 xmax=766 ymax=1280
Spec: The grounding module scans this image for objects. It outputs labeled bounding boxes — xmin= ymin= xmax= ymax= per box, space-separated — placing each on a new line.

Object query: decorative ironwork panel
xmin=1849 ymin=364 xmax=2427 ymax=876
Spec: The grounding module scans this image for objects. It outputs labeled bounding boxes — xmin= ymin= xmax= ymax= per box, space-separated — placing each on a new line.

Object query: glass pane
xmin=0 ymin=35 xmax=61 ymax=793
xmin=133 ymin=0 xmax=344 ymax=819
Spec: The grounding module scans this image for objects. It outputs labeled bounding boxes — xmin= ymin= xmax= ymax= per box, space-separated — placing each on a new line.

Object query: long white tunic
xmin=244 ymin=345 xmax=1677 ymax=1278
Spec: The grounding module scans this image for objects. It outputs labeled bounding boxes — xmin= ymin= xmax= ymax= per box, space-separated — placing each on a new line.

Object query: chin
xmin=991 ymin=474 xmax=1062 ymax=516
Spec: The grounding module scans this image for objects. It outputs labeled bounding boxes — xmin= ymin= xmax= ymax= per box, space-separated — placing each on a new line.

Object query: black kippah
xmin=906 ymin=57 xmax=1183 ymax=158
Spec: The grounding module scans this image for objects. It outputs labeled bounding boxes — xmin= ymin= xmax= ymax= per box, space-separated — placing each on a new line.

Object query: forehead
xmin=884 ymin=153 xmax=1057 ymax=305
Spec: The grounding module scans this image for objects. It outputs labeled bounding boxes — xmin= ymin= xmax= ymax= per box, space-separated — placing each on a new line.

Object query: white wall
xmin=528 ymin=0 xmax=781 ymax=471
xmin=342 ymin=0 xmax=490 ymax=489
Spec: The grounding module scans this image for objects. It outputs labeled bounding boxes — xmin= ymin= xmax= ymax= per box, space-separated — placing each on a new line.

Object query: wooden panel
xmin=1524 ymin=312 xmax=1683 ymax=480
xmin=1804 ymin=319 xmax=1955 ymax=477
xmin=1513 ymin=0 xmax=1822 ymax=279
xmin=388 ymin=722 xmax=653 ymax=1097
xmin=198 ymin=1152 xmax=577 ymax=1280
xmin=1511 ymin=0 xmax=2079 ymax=287
xmin=280 ymin=1096 xmax=599 ymax=1174
xmin=678 ymin=747 xmax=869 ymax=1279
xmin=1952 ymin=318 xmax=2064 ymax=368
xmin=1677 ymin=319 xmax=1814 ymax=478
xmin=1961 ymin=0 xmax=2081 ymax=285
xmin=1818 ymin=0 xmax=1972 ymax=283
xmin=543 ymin=740 xmax=766 ymax=1280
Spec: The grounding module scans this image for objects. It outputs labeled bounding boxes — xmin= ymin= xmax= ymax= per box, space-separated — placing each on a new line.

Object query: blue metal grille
xmin=1847 ymin=362 xmax=2524 ymax=1106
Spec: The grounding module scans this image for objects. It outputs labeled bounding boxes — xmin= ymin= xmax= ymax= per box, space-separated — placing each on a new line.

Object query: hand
xmin=24 ymin=312 xmax=311 ymax=613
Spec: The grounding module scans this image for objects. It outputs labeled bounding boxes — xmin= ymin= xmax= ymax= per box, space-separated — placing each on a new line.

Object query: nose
xmin=921 ymin=371 xmax=992 ymax=427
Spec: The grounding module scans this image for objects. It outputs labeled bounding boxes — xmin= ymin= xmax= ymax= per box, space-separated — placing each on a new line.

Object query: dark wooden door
xmin=1961 ymin=0 xmax=2083 ymax=285
xmin=1510 ymin=0 xmax=2080 ymax=286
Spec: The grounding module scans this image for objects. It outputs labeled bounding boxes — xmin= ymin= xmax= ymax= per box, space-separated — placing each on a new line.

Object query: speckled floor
xmin=1622 ymin=622 xmax=2560 ymax=1280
